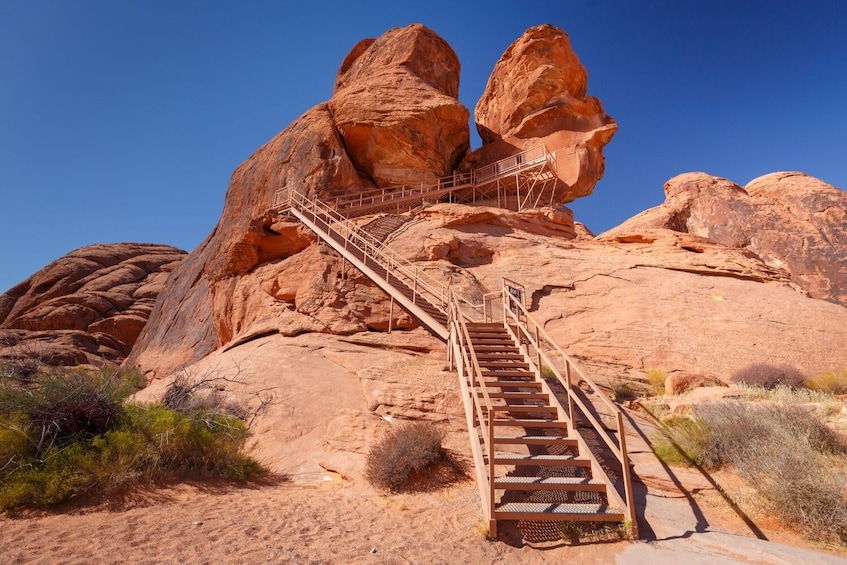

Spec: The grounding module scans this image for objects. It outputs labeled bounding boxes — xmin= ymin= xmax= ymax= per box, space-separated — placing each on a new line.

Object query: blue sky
xmin=2 ymin=1 xmax=845 ymax=293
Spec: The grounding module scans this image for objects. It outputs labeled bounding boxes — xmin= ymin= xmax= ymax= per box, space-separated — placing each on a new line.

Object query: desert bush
xmin=733 ymin=363 xmax=805 ymax=389
xmin=652 ymin=401 xmax=847 ymax=544
xmin=804 ymin=371 xmax=847 ymax=395
xmin=609 ymin=377 xmax=638 ymax=402
xmin=0 ymin=366 xmax=266 ymax=512
xmin=645 ymin=369 xmax=667 ymax=395
xmin=365 ymin=422 xmax=445 ymax=491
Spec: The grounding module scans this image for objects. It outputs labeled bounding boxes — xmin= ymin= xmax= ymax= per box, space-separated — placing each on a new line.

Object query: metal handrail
xmin=328 ymin=144 xmax=554 ymax=216
xmin=499 ymin=283 xmax=636 ymax=529
xmin=447 ymin=286 xmax=495 ymax=527
xmin=287 ymin=188 xmax=448 ymax=312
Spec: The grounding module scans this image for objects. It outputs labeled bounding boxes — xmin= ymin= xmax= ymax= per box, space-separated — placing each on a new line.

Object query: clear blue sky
xmin=2 ymin=1 xmax=845 ymax=294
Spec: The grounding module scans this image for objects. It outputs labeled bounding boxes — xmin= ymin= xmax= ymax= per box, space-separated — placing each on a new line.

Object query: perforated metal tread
xmin=495 ymin=502 xmax=624 ymax=520
xmin=494 ymin=476 xmax=605 ymax=491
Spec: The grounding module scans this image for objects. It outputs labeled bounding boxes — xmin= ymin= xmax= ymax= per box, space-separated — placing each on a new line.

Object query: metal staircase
xmin=271 ymin=146 xmax=637 ymax=540
xmin=447 ymin=283 xmax=636 ymax=538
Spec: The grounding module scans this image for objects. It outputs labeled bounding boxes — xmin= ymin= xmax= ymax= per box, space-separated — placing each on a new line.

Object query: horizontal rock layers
xmin=0 ymin=243 xmax=185 ymax=366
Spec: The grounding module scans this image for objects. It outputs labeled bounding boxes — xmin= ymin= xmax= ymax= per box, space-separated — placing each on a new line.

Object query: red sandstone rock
xmin=664 ymin=372 xmax=728 ymax=395
xmin=127 ymin=25 xmax=472 ymax=376
xmin=605 ymin=171 xmax=847 ymax=306
xmin=0 ymin=243 xmax=185 ymax=366
xmin=467 ymin=24 xmax=617 ymax=203
xmin=329 ymin=24 xmax=469 ymax=187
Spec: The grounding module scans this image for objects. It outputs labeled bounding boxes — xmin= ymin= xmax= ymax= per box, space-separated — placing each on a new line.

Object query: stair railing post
xmin=534 ymin=323 xmax=541 ymax=372
xmin=618 ymin=410 xmax=638 ymax=538
xmin=388 ymin=296 xmax=394 ymax=334
xmin=413 ymin=268 xmax=418 ymax=303
xmin=566 ymin=362 xmax=575 ymax=431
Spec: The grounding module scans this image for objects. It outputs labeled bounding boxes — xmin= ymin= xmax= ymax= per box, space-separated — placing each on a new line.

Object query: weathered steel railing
xmin=496 ymin=279 xmax=637 ymax=534
xmin=277 ymin=184 xmax=449 ymax=320
xmin=447 ymin=286 xmax=496 ymax=529
xmin=325 ymin=144 xmax=557 ymax=217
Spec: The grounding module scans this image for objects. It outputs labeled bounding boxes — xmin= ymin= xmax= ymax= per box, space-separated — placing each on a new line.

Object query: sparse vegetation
xmin=645 ymin=369 xmax=667 ymax=395
xmin=609 ymin=375 xmax=638 ymax=402
xmin=365 ymin=421 xmax=446 ymax=491
xmin=0 ymin=364 xmax=267 ymax=513
xmin=651 ymin=400 xmax=847 ymax=545
xmin=540 ymin=364 xmax=558 ymax=380
xmin=804 ymin=370 xmax=847 ymax=396
xmin=556 ymin=517 xmax=633 ymax=542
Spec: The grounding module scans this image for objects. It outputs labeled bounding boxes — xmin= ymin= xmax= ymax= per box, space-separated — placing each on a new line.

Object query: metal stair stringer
xmin=284 ymin=193 xmax=449 ymax=340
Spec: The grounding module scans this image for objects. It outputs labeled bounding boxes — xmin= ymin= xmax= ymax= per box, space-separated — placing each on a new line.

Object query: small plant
xmin=609 ymin=375 xmax=638 ymax=403
xmin=0 ymin=365 xmax=267 ymax=513
xmin=556 ymin=517 xmax=632 ymax=542
xmin=650 ymin=400 xmax=847 ymax=545
xmin=645 ymin=369 xmax=667 ymax=395
xmin=804 ymin=371 xmax=847 ymax=395
xmin=733 ymin=363 xmax=805 ymax=389
xmin=540 ymin=364 xmax=557 ymax=380
xmin=365 ymin=422 xmax=445 ymax=491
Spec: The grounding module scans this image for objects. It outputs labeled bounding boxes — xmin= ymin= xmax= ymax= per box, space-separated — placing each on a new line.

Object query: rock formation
xmin=606 ymin=171 xmax=847 ymax=306
xmin=463 ymin=24 xmax=617 ymax=203
xmin=126 ymin=24 xmax=471 ymax=375
xmin=379 ymin=203 xmax=847 ymax=384
xmin=0 ymin=243 xmax=185 ymax=366
xmin=330 ymin=24 xmax=469 ymax=187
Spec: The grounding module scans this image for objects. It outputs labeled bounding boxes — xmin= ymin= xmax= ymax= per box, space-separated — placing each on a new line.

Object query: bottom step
xmin=494 ymin=502 xmax=624 ymax=522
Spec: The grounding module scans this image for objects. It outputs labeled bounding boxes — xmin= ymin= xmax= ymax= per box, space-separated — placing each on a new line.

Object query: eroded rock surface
xmin=365 ymin=202 xmax=847 ymax=387
xmin=606 ymin=171 xmax=847 ymax=306
xmin=0 ymin=243 xmax=185 ymax=366
xmin=331 ymin=24 xmax=469 ymax=186
xmin=127 ymin=24 xmax=470 ymax=376
xmin=465 ymin=23 xmax=617 ymax=202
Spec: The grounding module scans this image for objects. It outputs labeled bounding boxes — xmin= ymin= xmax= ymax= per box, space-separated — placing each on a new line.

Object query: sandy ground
xmin=2 ymin=472 xmax=846 ymax=565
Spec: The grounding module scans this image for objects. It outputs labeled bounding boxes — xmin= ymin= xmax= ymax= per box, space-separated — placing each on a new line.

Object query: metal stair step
xmin=494 ymin=502 xmax=624 ymax=521
xmin=484 ymin=405 xmax=558 ymax=415
xmin=478 ymin=362 xmax=530 ymax=369
xmin=492 ymin=419 xmax=568 ymax=428
xmin=475 ymin=353 xmax=525 ymax=360
xmin=481 ymin=392 xmax=549 ymax=400
xmin=481 ymin=370 xmax=536 ymax=378
xmin=483 ymin=381 xmax=542 ymax=390
xmin=494 ymin=477 xmax=604 ymax=491
xmin=492 ymin=453 xmax=591 ymax=467
xmin=493 ymin=435 xmax=577 ymax=446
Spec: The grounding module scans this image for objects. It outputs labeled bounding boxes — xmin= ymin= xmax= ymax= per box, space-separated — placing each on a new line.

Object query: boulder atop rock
xmin=466 ymin=24 xmax=616 ymax=203
xmin=0 ymin=243 xmax=185 ymax=367
xmin=127 ymin=24 xmax=470 ymax=377
xmin=329 ymin=24 xmax=469 ymax=187
xmin=606 ymin=171 xmax=847 ymax=306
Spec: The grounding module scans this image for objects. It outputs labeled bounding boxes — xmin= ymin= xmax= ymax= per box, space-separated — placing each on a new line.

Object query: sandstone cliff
xmin=0 ymin=243 xmax=185 ymax=366
xmin=127 ymin=23 xmax=620 ymax=377
xmin=463 ymin=24 xmax=617 ymax=203
xmin=606 ymin=171 xmax=847 ymax=307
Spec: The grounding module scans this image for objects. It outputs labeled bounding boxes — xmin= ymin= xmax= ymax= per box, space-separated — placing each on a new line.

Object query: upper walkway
xmin=275 ymin=144 xmax=568 ymax=218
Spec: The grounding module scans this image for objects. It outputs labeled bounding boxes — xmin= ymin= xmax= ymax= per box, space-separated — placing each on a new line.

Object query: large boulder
xmin=0 ymin=243 xmax=185 ymax=366
xmin=127 ymin=24 xmax=470 ymax=377
xmin=465 ymin=24 xmax=617 ymax=203
xmin=329 ymin=24 xmax=469 ymax=187
xmin=606 ymin=171 xmax=847 ymax=306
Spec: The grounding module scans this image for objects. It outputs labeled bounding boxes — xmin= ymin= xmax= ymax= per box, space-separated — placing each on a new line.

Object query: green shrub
xmin=365 ymin=422 xmax=445 ymax=491
xmin=645 ymin=369 xmax=667 ymax=395
xmin=651 ymin=401 xmax=847 ymax=544
xmin=0 ymin=367 xmax=266 ymax=513
xmin=804 ymin=371 xmax=847 ymax=395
